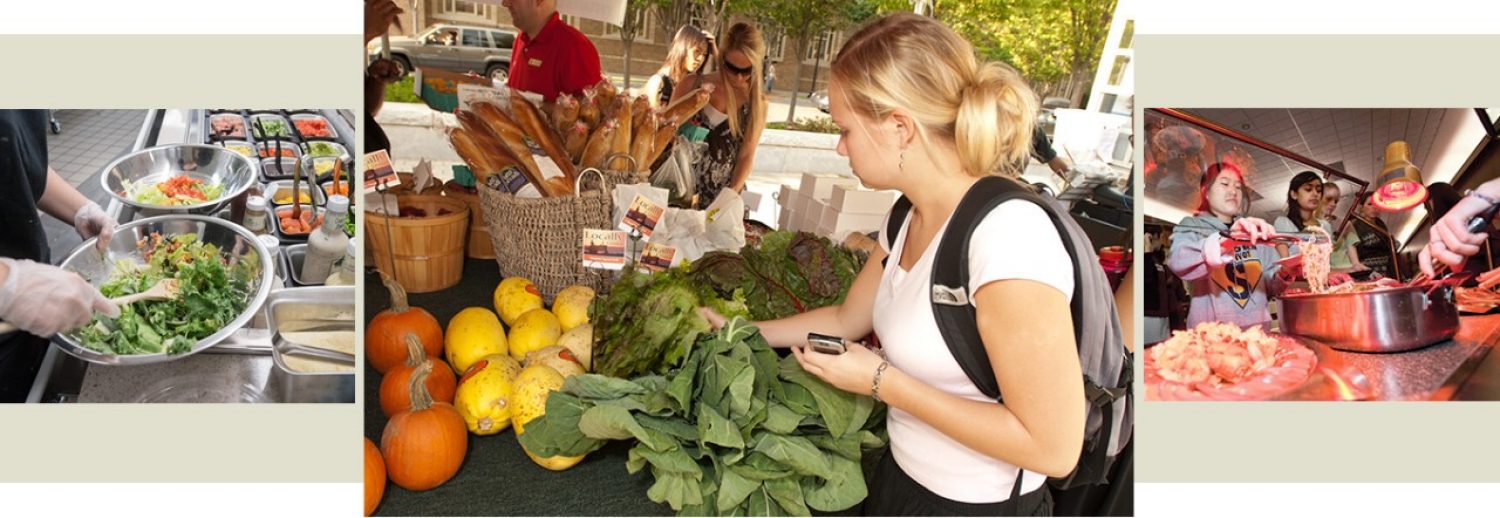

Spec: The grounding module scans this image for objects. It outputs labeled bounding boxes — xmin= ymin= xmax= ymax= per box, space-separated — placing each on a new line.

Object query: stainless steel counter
xmin=1278 ymin=314 xmax=1499 ymax=401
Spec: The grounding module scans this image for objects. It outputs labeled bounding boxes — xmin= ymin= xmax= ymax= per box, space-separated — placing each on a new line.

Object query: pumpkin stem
xmin=404 ymin=333 xmax=426 ymax=367
xmin=408 ymin=361 xmax=434 ymax=412
xmin=383 ymin=272 xmax=410 ymax=313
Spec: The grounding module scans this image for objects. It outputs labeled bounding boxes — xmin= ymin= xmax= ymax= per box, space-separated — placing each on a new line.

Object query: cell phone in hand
xmin=806 ymin=333 xmax=847 ymax=355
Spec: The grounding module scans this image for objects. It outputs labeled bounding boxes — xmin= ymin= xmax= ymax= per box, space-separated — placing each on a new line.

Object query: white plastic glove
xmin=1202 ymin=232 xmax=1228 ymax=269
xmin=73 ymin=201 xmax=116 ymax=251
xmin=0 ymin=258 xmax=119 ymax=337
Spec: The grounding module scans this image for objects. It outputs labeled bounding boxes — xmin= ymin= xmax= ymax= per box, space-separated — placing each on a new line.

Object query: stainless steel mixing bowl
xmin=54 ymin=215 xmax=274 ymax=365
xmin=100 ymin=143 xmax=258 ymax=215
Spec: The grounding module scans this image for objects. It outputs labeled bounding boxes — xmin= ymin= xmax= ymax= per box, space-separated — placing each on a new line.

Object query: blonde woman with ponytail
xmin=699 ymin=13 xmax=1081 ymax=516
xmin=667 ymin=21 xmax=768 ymax=207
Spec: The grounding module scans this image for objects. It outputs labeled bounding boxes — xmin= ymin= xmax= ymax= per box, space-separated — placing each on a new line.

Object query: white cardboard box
xmin=820 ymin=213 xmax=886 ymax=242
xmin=742 ymin=190 xmax=764 ymax=214
xmin=799 ymin=173 xmax=859 ymax=201
xmin=803 ymin=198 xmax=827 ymax=231
xmin=779 ymin=207 xmax=796 ymax=231
xmin=778 ymin=183 xmax=796 ymax=210
xmin=831 ymin=185 xmax=899 ymax=215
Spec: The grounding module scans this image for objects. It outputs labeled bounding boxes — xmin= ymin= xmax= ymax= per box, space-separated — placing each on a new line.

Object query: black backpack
xmin=882 ymin=175 xmax=1133 ymax=493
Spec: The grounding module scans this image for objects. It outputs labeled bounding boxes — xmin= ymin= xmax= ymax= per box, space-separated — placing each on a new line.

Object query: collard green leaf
xmin=638 ymin=414 xmax=699 ymax=442
xmin=808 ymin=434 xmax=863 ymax=462
xmin=667 ymin=353 xmax=701 ymax=412
xmin=729 ymin=452 xmax=796 ymax=481
xmin=562 ymin=373 xmax=649 ymax=400
xmin=697 ymin=402 xmax=747 ymax=450
xmin=780 ymin=382 xmax=818 ymax=416
xmin=778 ymin=355 xmax=874 ymax=438
xmin=515 ymin=393 xmax=606 ymax=457
xmin=647 ymin=470 xmax=703 ymax=511
xmin=743 ymin=484 xmax=781 ymax=516
xmin=752 ymin=433 xmax=833 ymax=480
xmin=637 ymin=446 xmax=704 ymax=478
xmin=762 ymin=403 xmax=804 ymax=435
xmin=576 ymin=405 xmax=677 ymax=452
xmin=801 ymin=455 xmax=867 ymax=513
xmin=764 ymin=477 xmax=811 ymax=517
xmin=715 ymin=466 xmax=760 ymax=512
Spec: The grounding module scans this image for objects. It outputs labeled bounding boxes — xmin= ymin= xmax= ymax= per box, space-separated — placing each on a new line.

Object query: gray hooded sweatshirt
xmin=1169 ymin=213 xmax=1288 ymax=328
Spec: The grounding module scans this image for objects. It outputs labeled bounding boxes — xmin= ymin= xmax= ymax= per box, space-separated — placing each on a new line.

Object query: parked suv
xmin=369 ymin=24 xmax=517 ymax=81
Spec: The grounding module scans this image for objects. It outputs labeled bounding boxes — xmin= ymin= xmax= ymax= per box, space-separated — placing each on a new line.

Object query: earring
xmin=899 ymin=148 xmax=906 ymax=175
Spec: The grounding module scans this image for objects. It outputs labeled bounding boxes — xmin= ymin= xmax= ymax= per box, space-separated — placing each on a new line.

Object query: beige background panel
xmin=0 ymin=34 xmax=362 ymax=483
xmin=1136 ymin=34 xmax=1500 ymax=482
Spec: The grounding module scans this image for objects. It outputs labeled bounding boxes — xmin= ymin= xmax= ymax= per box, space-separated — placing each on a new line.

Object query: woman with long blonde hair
xmin=643 ymin=24 xmax=713 ymax=110
xmin=700 ymin=13 xmax=1080 ymax=515
xmin=668 ymin=21 xmax=768 ymax=207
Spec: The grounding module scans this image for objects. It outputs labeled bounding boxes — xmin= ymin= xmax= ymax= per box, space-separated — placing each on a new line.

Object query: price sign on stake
xmin=637 ymin=242 xmax=677 ymax=273
xmin=582 ymin=229 xmax=627 ymax=270
xmin=363 ymin=150 xmax=398 ymax=191
xmin=620 ymin=193 xmax=665 ymax=238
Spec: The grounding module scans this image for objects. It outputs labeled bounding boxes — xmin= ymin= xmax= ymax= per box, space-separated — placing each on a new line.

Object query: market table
xmin=364 ymin=258 xmax=667 ymax=516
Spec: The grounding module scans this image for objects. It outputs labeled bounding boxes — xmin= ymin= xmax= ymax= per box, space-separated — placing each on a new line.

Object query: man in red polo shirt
xmin=503 ymin=0 xmax=603 ymax=102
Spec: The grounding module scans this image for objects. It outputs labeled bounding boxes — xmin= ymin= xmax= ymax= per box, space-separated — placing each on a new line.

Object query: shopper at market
xmin=502 ymin=0 xmax=603 ymax=102
xmin=1167 ymin=162 xmax=1295 ymax=328
xmin=699 ymin=13 xmax=1073 ymax=515
xmin=1420 ymin=178 xmax=1500 ymax=276
xmin=0 ymin=109 xmax=120 ymax=402
xmin=643 ymin=25 xmax=713 ymax=110
xmin=364 ymin=0 xmax=404 ymax=158
xmin=670 ymin=22 xmax=768 ymax=208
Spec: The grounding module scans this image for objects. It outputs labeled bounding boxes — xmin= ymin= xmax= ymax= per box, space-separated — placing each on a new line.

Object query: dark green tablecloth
xmin=364 ymin=259 xmax=667 ymax=517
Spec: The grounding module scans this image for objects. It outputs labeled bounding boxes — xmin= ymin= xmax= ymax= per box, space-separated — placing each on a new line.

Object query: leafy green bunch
xmin=520 ymin=317 xmax=887 ymax=516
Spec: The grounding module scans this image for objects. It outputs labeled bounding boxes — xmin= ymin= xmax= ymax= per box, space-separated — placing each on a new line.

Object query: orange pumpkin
xmin=381 ymin=362 xmax=468 ymax=491
xmin=380 ymin=334 xmax=458 ymax=417
xmin=368 ymin=274 xmax=443 ymax=373
xmin=364 ymin=438 xmax=386 ymax=516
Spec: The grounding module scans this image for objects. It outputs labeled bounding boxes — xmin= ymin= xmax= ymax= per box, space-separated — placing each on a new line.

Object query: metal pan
xmin=1280 ymin=284 xmax=1460 ymax=353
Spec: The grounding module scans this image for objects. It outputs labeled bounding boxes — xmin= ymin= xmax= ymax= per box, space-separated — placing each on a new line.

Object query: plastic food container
xmin=290 ymin=114 xmax=336 ymax=139
xmin=207 ymin=114 xmax=247 ymax=139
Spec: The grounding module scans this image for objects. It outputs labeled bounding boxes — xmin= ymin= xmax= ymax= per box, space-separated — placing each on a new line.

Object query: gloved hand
xmin=1202 ymin=232 xmax=1228 ymax=269
xmin=0 ymin=258 xmax=119 ymax=337
xmin=73 ymin=201 xmax=115 ymax=251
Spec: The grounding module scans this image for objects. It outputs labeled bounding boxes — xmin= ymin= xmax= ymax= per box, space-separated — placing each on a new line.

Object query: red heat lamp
xmin=1371 ymin=140 xmax=1427 ymax=212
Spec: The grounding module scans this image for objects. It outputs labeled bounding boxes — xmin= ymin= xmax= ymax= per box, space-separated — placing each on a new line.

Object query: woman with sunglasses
xmin=668 ymin=22 xmax=768 ymax=208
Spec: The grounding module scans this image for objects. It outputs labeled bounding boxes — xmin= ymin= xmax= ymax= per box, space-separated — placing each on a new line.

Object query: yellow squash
xmin=508 ymin=308 xmax=561 ymax=362
xmin=493 ymin=277 xmax=544 ymax=327
xmin=445 ymin=307 xmax=508 ymax=375
xmin=453 ymin=354 xmax=522 ymax=436
xmin=513 ymin=365 xmax=584 ymax=471
xmin=551 ymin=285 xmax=595 ymax=332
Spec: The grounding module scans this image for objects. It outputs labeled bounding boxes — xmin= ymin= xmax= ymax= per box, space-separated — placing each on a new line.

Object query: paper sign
xmin=363 ymin=150 xmax=398 ymax=191
xmin=620 ymin=194 xmax=666 ymax=238
xmin=582 ymin=229 xmax=627 ymax=270
xmin=412 ymin=159 xmax=435 ymax=194
xmin=637 ymin=243 xmax=677 ymax=273
xmin=458 ymin=83 xmax=505 ymax=112
xmin=484 ymin=166 xmax=531 ymax=195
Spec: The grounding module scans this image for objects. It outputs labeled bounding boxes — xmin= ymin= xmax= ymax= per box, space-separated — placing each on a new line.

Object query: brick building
xmin=394 ymin=1 xmax=846 ymax=95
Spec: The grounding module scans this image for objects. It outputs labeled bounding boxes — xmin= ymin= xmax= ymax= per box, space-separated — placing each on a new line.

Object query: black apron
xmin=1351 ymin=218 xmax=1396 ymax=279
xmin=862 ymin=451 xmax=1053 ymax=516
xmin=0 ymin=109 xmax=57 ymax=402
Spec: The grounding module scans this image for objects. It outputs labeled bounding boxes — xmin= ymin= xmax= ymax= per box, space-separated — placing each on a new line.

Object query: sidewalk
xmin=42 ymin=109 xmax=146 ymax=261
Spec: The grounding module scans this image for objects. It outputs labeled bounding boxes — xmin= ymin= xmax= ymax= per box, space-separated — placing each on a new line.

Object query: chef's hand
xmin=1230 ymin=217 xmax=1277 ymax=244
xmin=72 ymin=201 xmax=115 ymax=251
xmin=364 ymin=0 xmax=404 ymax=45
xmin=1419 ymin=190 xmax=1496 ymax=276
xmin=791 ymin=341 xmax=884 ymax=396
xmin=697 ymin=307 xmax=727 ymax=331
xmin=0 ymin=258 xmax=118 ymax=337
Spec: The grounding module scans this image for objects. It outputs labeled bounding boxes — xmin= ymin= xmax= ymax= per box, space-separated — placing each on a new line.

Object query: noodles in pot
xmin=1301 ymin=226 xmax=1333 ymax=293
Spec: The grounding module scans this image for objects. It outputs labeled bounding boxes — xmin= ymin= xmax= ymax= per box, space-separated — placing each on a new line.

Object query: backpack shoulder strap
xmin=929 ymin=176 xmax=1055 ymax=401
xmin=880 ymin=195 xmax=914 ymax=269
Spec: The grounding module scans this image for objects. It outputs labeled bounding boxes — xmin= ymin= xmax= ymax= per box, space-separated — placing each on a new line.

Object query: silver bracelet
xmin=871 ymin=361 xmax=890 ymax=402
xmin=1467 ymin=189 xmax=1500 ymax=207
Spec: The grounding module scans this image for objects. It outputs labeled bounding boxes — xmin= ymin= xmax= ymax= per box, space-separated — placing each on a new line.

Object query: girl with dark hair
xmin=1168 ymin=163 xmax=1296 ymax=328
xmin=1272 ymin=171 xmax=1333 ymax=257
xmin=643 ymin=25 xmax=713 ymax=110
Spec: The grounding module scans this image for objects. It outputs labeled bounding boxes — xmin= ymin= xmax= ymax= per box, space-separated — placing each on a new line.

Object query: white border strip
xmin=1138 ymin=0 xmax=1500 ymax=35
xmin=0 ymin=483 xmax=358 ymax=517
xmin=1141 ymin=483 xmax=1499 ymax=517
xmin=0 ymin=1 xmax=360 ymax=34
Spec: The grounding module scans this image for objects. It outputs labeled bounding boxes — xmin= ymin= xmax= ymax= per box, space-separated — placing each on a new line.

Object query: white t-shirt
xmin=873 ymin=199 xmax=1074 ymax=504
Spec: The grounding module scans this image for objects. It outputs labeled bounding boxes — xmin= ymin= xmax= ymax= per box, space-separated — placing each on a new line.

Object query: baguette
xmin=628 ymin=119 xmax=657 ymax=172
xmin=595 ymin=78 xmax=618 ymax=114
xmin=545 ymin=176 xmax=575 ymax=197
xmin=564 ymin=121 xmax=589 ymax=164
xmin=552 ymin=93 xmax=579 ymax=136
xmin=578 ymin=90 xmax=602 ymax=128
xmin=447 ymin=127 xmax=498 ymax=178
xmin=632 ymin=105 xmax=657 ymax=153
xmin=660 ymin=83 xmax=715 ymax=124
xmin=580 ymin=120 xmax=617 ymax=171
xmin=509 ymin=88 xmax=578 ymax=183
xmin=631 ymin=95 xmax=652 ymax=131
xmin=454 ymin=109 xmax=513 ymax=167
xmin=472 ymin=103 xmax=544 ymax=187
xmin=650 ymin=115 xmax=678 ymax=166
xmin=610 ymin=96 xmax=633 ymax=160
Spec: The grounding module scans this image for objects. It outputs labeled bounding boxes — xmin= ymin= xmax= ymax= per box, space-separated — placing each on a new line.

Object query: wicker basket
xmin=479 ymin=168 xmax=642 ymax=303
